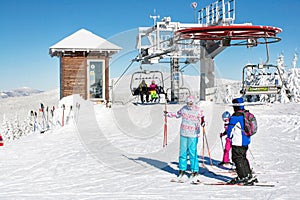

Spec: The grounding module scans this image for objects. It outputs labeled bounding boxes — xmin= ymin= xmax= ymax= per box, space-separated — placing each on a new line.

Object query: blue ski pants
xmin=179 ymin=135 xmax=199 ymax=172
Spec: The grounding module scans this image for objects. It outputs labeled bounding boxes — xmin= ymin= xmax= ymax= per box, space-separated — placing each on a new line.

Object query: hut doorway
xmin=87 ymin=59 xmax=105 ymax=100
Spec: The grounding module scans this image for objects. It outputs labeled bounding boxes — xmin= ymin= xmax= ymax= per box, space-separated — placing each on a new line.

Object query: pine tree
xmin=285 ymin=53 xmax=300 ymax=102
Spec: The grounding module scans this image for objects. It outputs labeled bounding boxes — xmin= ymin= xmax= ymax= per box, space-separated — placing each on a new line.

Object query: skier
xmin=219 ymin=111 xmax=232 ymax=166
xmin=149 ymin=80 xmax=158 ymax=102
xmin=165 ymin=95 xmax=205 ymax=181
xmin=227 ymin=97 xmax=257 ymax=185
xmin=139 ymin=79 xmax=149 ymax=103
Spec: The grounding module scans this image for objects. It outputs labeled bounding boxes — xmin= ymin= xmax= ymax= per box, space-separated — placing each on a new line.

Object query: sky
xmin=0 ymin=0 xmax=299 ymax=91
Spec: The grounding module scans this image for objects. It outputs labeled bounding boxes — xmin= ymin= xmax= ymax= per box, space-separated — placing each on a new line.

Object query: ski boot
xmin=227 ymin=176 xmax=241 ymax=184
xmin=218 ymin=161 xmax=226 ymax=166
xmin=170 ymin=170 xmax=186 ymax=183
xmin=190 ymin=171 xmax=199 ymax=178
xmin=241 ymin=174 xmax=258 ymax=186
xmin=178 ymin=170 xmax=185 ymax=178
xmin=190 ymin=171 xmax=201 ymax=184
xmin=218 ymin=161 xmax=233 ymax=168
xmin=177 ymin=170 xmax=187 ymax=183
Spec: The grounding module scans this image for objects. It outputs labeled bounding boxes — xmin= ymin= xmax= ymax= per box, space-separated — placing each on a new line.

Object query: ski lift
xmin=241 ymin=64 xmax=283 ymax=95
xmin=130 ymin=70 xmax=165 ymax=97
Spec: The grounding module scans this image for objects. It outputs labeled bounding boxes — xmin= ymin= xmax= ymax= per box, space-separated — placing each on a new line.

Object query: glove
xmin=201 ymin=116 xmax=205 ymax=127
xmin=220 ymin=133 xmax=223 ymax=138
xmin=163 ymin=111 xmax=168 ymax=116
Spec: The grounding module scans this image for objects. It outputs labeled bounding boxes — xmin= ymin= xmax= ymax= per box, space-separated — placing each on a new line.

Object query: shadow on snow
xmin=130 ymin=156 xmax=233 ymax=182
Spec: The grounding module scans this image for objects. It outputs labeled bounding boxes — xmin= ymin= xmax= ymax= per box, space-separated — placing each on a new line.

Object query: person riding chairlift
xmin=149 ymin=80 xmax=159 ymax=102
xmin=139 ymin=79 xmax=149 ymax=103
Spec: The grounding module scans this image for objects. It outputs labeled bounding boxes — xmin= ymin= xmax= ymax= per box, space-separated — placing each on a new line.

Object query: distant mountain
xmin=0 ymin=87 xmax=43 ymax=98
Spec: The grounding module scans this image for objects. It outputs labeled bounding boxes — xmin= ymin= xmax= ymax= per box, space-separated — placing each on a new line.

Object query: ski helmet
xmin=232 ymin=97 xmax=244 ymax=111
xmin=222 ymin=111 xmax=231 ymax=120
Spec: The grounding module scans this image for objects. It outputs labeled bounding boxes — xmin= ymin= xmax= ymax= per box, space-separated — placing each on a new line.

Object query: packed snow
xmin=0 ymin=83 xmax=299 ymax=199
xmin=0 ymin=53 xmax=299 ymax=199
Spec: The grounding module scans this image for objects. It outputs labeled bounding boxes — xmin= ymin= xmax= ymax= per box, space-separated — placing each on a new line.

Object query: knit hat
xmin=185 ymin=95 xmax=195 ymax=104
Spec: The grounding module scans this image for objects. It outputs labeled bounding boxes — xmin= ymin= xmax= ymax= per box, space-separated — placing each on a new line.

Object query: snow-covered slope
xmin=0 ymin=90 xmax=299 ymax=199
xmin=0 ymin=88 xmax=59 ymax=120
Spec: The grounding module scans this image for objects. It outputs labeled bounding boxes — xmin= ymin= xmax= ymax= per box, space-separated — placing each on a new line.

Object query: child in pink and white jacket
xmin=165 ymin=95 xmax=205 ymax=179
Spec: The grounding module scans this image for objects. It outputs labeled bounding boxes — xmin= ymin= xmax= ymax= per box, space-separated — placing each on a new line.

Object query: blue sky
xmin=0 ymin=0 xmax=299 ymax=91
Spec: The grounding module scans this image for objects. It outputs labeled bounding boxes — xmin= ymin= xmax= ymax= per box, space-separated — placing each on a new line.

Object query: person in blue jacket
xmin=227 ymin=97 xmax=257 ymax=185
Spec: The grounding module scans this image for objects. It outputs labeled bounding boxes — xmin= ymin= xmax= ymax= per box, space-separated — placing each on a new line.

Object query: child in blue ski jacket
xmin=227 ymin=97 xmax=257 ymax=185
xmin=165 ymin=95 xmax=205 ymax=179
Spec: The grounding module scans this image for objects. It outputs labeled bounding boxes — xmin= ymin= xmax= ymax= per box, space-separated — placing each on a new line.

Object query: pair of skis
xmin=170 ymin=176 xmax=275 ymax=187
xmin=198 ymin=165 xmax=275 ymax=186
xmin=192 ymin=181 xmax=275 ymax=187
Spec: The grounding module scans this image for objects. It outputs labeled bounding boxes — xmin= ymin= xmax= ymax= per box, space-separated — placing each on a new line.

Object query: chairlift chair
xmin=241 ymin=64 xmax=283 ymax=95
xmin=130 ymin=70 xmax=165 ymax=97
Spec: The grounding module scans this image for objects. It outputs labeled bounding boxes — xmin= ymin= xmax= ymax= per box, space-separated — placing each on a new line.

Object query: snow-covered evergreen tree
xmin=277 ymin=53 xmax=290 ymax=103
xmin=285 ymin=53 xmax=300 ymax=102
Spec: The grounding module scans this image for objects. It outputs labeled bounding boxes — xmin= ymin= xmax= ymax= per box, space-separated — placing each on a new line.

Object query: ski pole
xmin=203 ymin=127 xmax=213 ymax=166
xmin=202 ymin=129 xmax=205 ymax=167
xmin=34 ymin=112 xmax=37 ymax=132
xmin=249 ymin=148 xmax=255 ymax=160
xmin=220 ymin=134 xmax=224 ymax=150
xmin=46 ymin=106 xmax=49 ymax=129
xmin=62 ymin=104 xmax=65 ymax=127
xmin=163 ymin=101 xmax=168 ymax=147
xmin=40 ymin=103 xmax=45 ymax=130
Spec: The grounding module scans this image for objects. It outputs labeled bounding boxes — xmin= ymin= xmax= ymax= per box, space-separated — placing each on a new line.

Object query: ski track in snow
xmin=0 ymin=94 xmax=300 ymax=199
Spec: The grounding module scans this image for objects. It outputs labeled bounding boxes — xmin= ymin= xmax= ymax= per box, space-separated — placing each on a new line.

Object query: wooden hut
xmin=49 ymin=28 xmax=121 ymax=102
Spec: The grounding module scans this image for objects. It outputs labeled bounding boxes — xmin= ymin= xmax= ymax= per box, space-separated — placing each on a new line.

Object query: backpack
xmin=235 ymin=110 xmax=258 ymax=136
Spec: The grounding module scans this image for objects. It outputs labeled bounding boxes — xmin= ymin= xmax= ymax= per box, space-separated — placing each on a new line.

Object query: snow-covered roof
xmin=49 ymin=28 xmax=121 ymax=57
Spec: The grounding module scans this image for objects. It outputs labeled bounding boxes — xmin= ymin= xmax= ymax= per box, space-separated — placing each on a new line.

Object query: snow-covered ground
xmin=0 ymin=88 xmax=299 ymax=199
xmin=0 ymin=88 xmax=59 ymax=120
